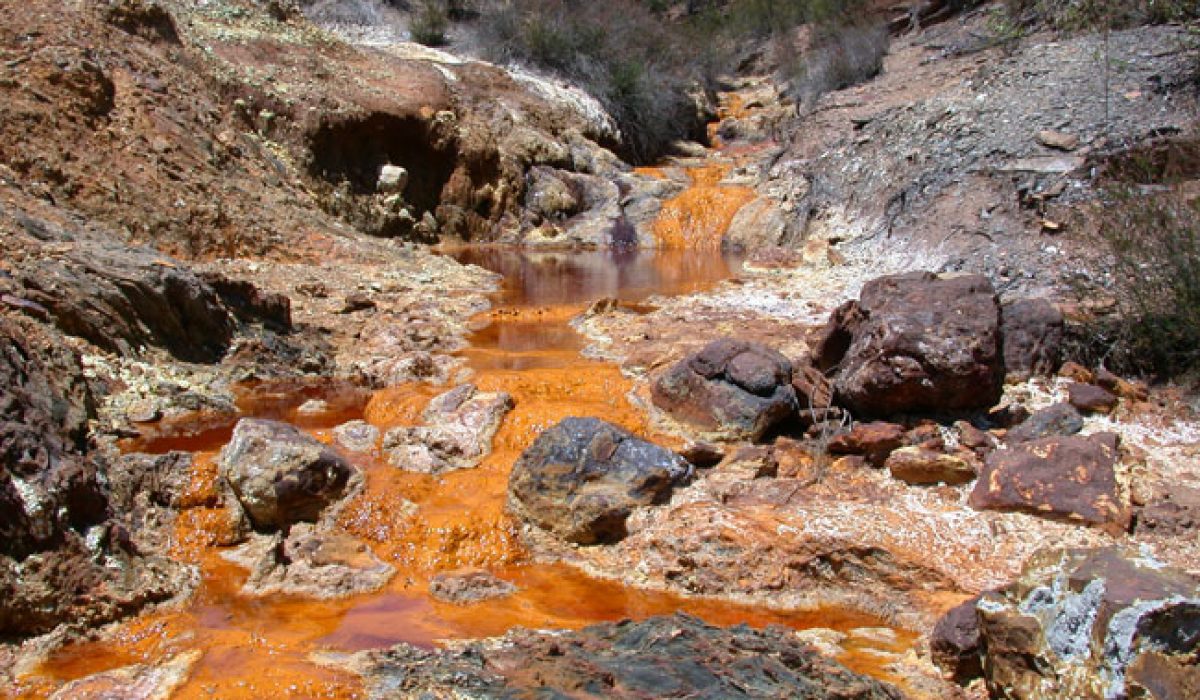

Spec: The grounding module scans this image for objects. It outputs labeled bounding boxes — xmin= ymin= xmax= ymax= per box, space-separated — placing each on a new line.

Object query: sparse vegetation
xmin=1003 ymin=0 xmax=1200 ymax=31
xmin=472 ymin=0 xmax=889 ymax=160
xmin=1071 ymin=187 xmax=1200 ymax=377
xmin=782 ymin=20 xmax=888 ymax=106
xmin=476 ymin=0 xmax=709 ymax=163
xmin=410 ymin=0 xmax=450 ymax=45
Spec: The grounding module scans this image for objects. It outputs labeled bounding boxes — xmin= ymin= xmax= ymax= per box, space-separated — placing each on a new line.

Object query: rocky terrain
xmin=2 ymin=0 xmax=1199 ymax=698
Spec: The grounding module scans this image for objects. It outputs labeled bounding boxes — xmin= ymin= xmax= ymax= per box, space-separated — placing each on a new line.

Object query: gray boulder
xmin=507 ymin=417 xmax=693 ymax=544
xmin=219 ymin=418 xmax=354 ymax=531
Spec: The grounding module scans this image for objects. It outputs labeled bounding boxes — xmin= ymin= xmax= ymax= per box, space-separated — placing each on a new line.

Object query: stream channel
xmin=23 ymin=93 xmax=915 ymax=698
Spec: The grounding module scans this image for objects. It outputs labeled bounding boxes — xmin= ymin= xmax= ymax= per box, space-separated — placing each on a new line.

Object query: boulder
xmin=1000 ymin=298 xmax=1063 ymax=380
xmin=1006 ymin=402 xmax=1084 ymax=443
xmin=1067 ymin=382 xmax=1119 ymax=415
xmin=969 ymin=433 xmax=1130 ymax=534
xmin=333 ymin=613 xmax=904 ymax=699
xmin=507 ymin=417 xmax=693 ymax=544
xmin=975 ymin=547 xmax=1200 ymax=700
xmin=429 ymin=569 xmax=517 ymax=604
xmin=885 ymin=446 xmax=977 ymax=486
xmin=822 ymin=272 xmax=1004 ymax=417
xmin=930 ymin=596 xmax=984 ymax=683
xmin=218 ymin=418 xmax=354 ymax=531
xmin=383 ymin=384 xmax=513 ymax=474
xmin=828 ymin=421 xmax=904 ymax=468
xmin=651 ymin=338 xmax=797 ymax=442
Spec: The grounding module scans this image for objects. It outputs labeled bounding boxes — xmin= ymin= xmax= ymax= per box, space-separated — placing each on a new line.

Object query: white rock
xmin=377 ymin=164 xmax=409 ymax=194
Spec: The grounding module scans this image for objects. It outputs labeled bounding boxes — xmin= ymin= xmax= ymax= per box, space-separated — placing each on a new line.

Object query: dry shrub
xmin=1072 ymin=188 xmax=1200 ymax=377
xmin=785 ymin=21 xmax=888 ymax=106
xmin=1003 ymin=0 xmax=1199 ymax=31
xmin=476 ymin=0 xmax=708 ymax=163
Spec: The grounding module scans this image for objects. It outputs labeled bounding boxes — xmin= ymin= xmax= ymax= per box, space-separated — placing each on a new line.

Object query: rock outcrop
xmin=973 ymin=547 xmax=1200 ymax=700
xmin=218 ymin=418 xmax=355 ymax=531
xmin=818 ymin=272 xmax=1004 ymax=417
xmin=328 ymin=613 xmax=904 ymax=699
xmin=0 ymin=315 xmax=187 ymax=637
xmin=507 ymin=417 xmax=693 ymax=544
xmin=970 ymin=433 xmax=1130 ymax=535
xmin=651 ymin=338 xmax=797 ymax=441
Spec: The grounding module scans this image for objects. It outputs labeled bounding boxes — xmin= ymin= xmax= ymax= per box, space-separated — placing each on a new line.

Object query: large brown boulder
xmin=818 ymin=272 xmax=1004 ymax=417
xmin=975 ymin=547 xmax=1200 ymax=700
xmin=1000 ymin=298 xmax=1064 ymax=380
xmin=219 ymin=418 xmax=355 ymax=531
xmin=650 ymin=338 xmax=797 ymax=441
xmin=969 ymin=432 xmax=1130 ymax=535
xmin=507 ymin=417 xmax=693 ymax=544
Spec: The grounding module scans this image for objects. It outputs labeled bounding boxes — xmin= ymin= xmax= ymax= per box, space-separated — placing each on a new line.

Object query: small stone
xmin=1035 ymin=130 xmax=1080 ymax=152
xmin=376 ymin=164 xmax=409 ymax=194
xmin=828 ymin=421 xmax=904 ymax=468
xmin=296 ymin=399 xmax=328 ymax=415
xmin=127 ymin=400 xmax=162 ymax=424
xmin=1094 ymin=367 xmax=1149 ymax=402
xmin=885 ymin=446 xmax=977 ymax=486
xmin=1057 ymin=361 xmax=1093 ymax=384
xmin=333 ymin=420 xmax=380 ymax=453
xmin=1066 ymin=382 xmax=1118 ymax=414
xmin=1006 ymin=402 xmax=1083 ymax=443
xmin=678 ymin=441 xmax=725 ymax=469
xmin=930 ymin=596 xmax=983 ymax=683
xmin=429 ymin=569 xmax=517 ymax=604
xmin=340 ymin=293 xmax=376 ymax=314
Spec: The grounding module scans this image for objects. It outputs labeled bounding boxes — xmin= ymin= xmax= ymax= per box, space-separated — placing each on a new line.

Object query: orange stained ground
xmin=19 ymin=178 xmax=910 ymax=696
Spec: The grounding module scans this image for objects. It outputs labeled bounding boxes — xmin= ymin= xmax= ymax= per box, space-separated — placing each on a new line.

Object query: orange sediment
xmin=652 ymin=164 xmax=757 ymax=250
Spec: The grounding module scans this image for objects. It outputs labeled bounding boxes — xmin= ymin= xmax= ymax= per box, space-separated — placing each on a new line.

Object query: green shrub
xmin=410 ymin=0 xmax=449 ymax=46
xmin=1072 ymin=188 xmax=1200 ymax=377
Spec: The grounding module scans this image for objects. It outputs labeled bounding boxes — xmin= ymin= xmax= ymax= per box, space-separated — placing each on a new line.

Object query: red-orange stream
xmin=19 ymin=199 xmax=908 ymax=698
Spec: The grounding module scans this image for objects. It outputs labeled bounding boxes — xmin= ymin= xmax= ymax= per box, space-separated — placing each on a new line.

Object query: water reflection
xmin=447 ymin=246 xmax=744 ymax=308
